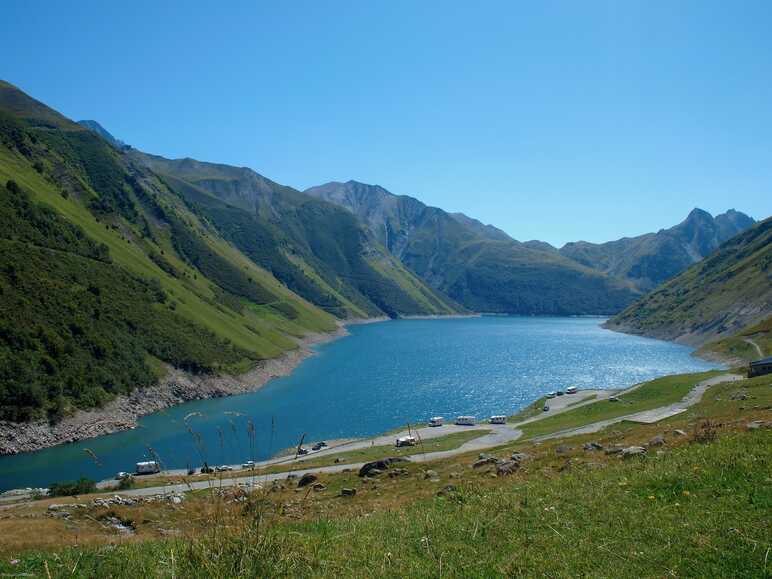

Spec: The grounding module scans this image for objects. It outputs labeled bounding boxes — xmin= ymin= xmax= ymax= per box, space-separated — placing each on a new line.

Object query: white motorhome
xmin=396 ymin=435 xmax=417 ymax=447
xmin=429 ymin=416 xmax=444 ymax=427
xmin=489 ymin=415 xmax=507 ymax=425
xmin=455 ymin=416 xmax=476 ymax=426
xmin=135 ymin=461 xmax=161 ymax=475
xmin=566 ymin=386 xmax=578 ymax=394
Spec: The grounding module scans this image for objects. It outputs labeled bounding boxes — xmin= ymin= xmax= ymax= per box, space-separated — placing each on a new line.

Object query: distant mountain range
xmin=305 ymin=180 xmax=754 ymax=315
xmin=560 ymin=208 xmax=755 ymax=292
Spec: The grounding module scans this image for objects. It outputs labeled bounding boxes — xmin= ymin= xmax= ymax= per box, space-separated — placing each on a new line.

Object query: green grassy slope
xmin=606 ymin=217 xmax=772 ymax=346
xmin=305 ymin=181 xmax=641 ymax=315
xmin=132 ymin=155 xmax=462 ymax=319
xmin=697 ymin=315 xmax=772 ymax=362
xmin=0 ymin=81 xmax=337 ymax=422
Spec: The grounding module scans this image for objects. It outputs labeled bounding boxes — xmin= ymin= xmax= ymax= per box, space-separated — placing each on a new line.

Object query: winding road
xmin=110 ymin=374 xmax=740 ymax=498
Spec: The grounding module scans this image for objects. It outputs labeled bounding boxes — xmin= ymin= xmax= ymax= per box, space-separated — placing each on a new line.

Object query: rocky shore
xmin=0 ymin=325 xmax=348 ymax=456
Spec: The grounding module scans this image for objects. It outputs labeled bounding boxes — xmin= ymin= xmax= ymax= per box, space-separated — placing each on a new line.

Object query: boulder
xmin=297 ymin=473 xmax=318 ymax=488
xmin=747 ymin=420 xmax=772 ymax=430
xmin=496 ymin=460 xmax=519 ymax=476
xmin=423 ymin=470 xmax=439 ymax=480
xmin=312 ymin=483 xmax=326 ymax=492
xmin=358 ymin=457 xmax=406 ymax=478
xmin=604 ymin=446 xmax=623 ymax=455
xmin=340 ymin=488 xmax=356 ymax=497
xmin=510 ymin=452 xmax=530 ymax=462
xmin=621 ymin=446 xmax=647 ymax=459
xmin=436 ymin=484 xmax=457 ymax=497
xmin=583 ymin=442 xmax=603 ymax=452
xmin=555 ymin=445 xmax=571 ymax=455
xmin=672 ymin=429 xmax=687 ymax=437
xmin=648 ymin=434 xmax=665 ymax=447
xmin=472 ymin=457 xmax=498 ymax=469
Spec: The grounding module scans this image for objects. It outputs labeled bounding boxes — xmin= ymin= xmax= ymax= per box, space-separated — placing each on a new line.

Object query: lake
xmin=0 ymin=316 xmax=719 ymax=491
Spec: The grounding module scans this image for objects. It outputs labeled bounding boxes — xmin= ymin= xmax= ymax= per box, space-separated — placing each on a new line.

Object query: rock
xmin=171 ymin=495 xmax=182 ymax=505
xmin=340 ymin=488 xmax=356 ymax=497
xmin=621 ymin=446 xmax=647 ymax=459
xmin=297 ymin=473 xmax=318 ymax=487
xmin=648 ymin=434 xmax=665 ymax=447
xmin=478 ymin=453 xmax=491 ymax=460
xmin=358 ymin=457 xmax=406 ymax=478
xmin=423 ymin=470 xmax=439 ymax=480
xmin=496 ymin=460 xmax=519 ymax=476
xmin=388 ymin=468 xmax=409 ymax=478
xmin=286 ymin=474 xmax=297 ymax=480
xmin=312 ymin=483 xmax=326 ymax=492
xmin=747 ymin=421 xmax=772 ymax=430
xmin=604 ymin=446 xmax=623 ymax=455
xmin=583 ymin=442 xmax=603 ymax=452
xmin=730 ymin=390 xmax=750 ymax=401
xmin=367 ymin=468 xmax=384 ymax=477
xmin=449 ymin=472 xmax=461 ymax=479
xmin=334 ymin=458 xmax=341 ymax=463
xmin=555 ymin=445 xmax=571 ymax=455
xmin=472 ymin=457 xmax=498 ymax=469
xmin=510 ymin=452 xmax=530 ymax=462
xmin=672 ymin=429 xmax=687 ymax=437
xmin=436 ymin=485 xmax=457 ymax=497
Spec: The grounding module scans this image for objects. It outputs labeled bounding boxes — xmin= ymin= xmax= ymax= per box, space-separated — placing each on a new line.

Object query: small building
xmin=749 ymin=356 xmax=772 ymax=378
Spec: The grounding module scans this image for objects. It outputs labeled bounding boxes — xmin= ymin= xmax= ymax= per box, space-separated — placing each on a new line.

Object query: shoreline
xmin=0 ymin=323 xmax=351 ymax=456
xmin=0 ymin=313 xmax=474 ymax=457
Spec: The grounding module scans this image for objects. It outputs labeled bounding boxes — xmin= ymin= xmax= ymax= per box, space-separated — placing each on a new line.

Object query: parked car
xmin=215 ymin=465 xmax=233 ymax=472
xmin=543 ymin=404 xmax=550 ymax=412
xmin=312 ymin=442 xmax=328 ymax=451
xmin=396 ymin=435 xmax=417 ymax=447
xmin=242 ymin=461 xmax=256 ymax=469
xmin=115 ymin=471 xmax=130 ymax=481
xmin=546 ymin=391 xmax=557 ymax=399
xmin=200 ymin=465 xmax=215 ymax=474
xmin=297 ymin=447 xmax=309 ymax=455
xmin=556 ymin=390 xmax=565 ymax=396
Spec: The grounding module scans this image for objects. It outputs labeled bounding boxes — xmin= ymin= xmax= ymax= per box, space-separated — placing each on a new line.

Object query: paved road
xmin=87 ymin=375 xmax=740 ymax=498
xmin=535 ymin=373 xmax=742 ymax=441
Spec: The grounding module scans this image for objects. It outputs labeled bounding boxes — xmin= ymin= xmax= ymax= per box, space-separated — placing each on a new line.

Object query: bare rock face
xmin=358 ymin=457 xmax=406 ymax=478
xmin=496 ymin=460 xmax=519 ymax=476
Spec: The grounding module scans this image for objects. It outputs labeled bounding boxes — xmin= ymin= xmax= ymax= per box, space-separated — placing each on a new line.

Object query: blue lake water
xmin=0 ymin=316 xmax=719 ymax=491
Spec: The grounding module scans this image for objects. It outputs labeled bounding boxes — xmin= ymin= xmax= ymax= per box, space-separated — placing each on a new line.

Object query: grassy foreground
xmin=1 ymin=372 xmax=769 ymax=577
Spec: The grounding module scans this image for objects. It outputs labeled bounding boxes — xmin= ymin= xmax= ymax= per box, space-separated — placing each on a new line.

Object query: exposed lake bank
xmin=0 ymin=324 xmax=350 ymax=456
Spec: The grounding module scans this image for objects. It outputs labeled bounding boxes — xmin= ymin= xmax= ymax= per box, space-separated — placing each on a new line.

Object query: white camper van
xmin=135 ymin=461 xmax=161 ymax=475
xmin=489 ymin=415 xmax=507 ymax=425
xmin=455 ymin=416 xmax=476 ymax=426
xmin=429 ymin=416 xmax=444 ymax=427
xmin=395 ymin=436 xmax=417 ymax=447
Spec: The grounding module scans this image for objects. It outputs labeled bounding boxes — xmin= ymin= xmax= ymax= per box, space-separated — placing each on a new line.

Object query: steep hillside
xmin=305 ymin=180 xmax=639 ymax=315
xmin=0 ymin=81 xmax=338 ymax=423
xmin=560 ymin=208 xmax=755 ymax=291
xmin=130 ymin=154 xmax=461 ymax=319
xmin=605 ymin=218 xmax=772 ymax=346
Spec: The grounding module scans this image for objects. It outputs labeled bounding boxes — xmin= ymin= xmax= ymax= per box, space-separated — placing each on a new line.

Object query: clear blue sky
xmin=4 ymin=0 xmax=771 ymax=246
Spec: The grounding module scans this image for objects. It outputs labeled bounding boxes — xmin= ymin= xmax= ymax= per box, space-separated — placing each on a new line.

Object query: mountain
xmin=0 ymin=80 xmax=346 ymax=423
xmin=129 ymin=155 xmax=462 ymax=320
xmin=559 ymin=208 xmax=755 ymax=292
xmin=305 ymin=180 xmax=639 ymax=315
xmin=605 ymin=217 xmax=772 ymax=347
xmin=77 ymin=120 xmax=127 ymax=149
